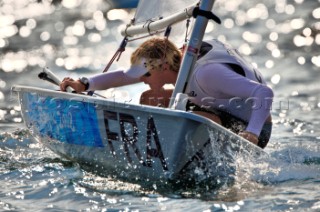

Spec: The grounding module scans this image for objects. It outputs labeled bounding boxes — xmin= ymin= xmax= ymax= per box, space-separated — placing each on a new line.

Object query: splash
xmin=236 ymin=141 xmax=320 ymax=184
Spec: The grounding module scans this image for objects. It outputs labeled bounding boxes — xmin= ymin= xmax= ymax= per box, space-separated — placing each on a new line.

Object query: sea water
xmin=1 ymin=0 xmax=320 ymax=211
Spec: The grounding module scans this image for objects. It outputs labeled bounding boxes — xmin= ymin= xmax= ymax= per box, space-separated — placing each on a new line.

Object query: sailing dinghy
xmin=12 ymin=0 xmax=268 ymax=184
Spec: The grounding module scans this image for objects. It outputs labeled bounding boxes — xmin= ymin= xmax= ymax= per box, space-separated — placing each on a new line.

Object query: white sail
xmin=134 ymin=0 xmax=198 ymax=23
xmin=121 ymin=0 xmax=199 ymax=45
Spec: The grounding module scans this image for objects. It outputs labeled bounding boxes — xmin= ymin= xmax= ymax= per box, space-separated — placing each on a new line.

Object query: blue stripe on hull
xmin=26 ymin=93 xmax=104 ymax=147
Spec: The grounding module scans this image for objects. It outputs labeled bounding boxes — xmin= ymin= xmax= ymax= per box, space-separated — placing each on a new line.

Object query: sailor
xmin=60 ymin=37 xmax=273 ymax=148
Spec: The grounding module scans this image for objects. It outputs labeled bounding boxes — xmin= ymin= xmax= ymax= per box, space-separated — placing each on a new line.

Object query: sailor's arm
xmin=244 ymin=84 xmax=273 ymax=143
xmin=60 ymin=70 xmax=140 ymax=92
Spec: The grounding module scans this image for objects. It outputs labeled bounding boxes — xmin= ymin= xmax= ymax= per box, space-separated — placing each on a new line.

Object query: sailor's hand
xmin=60 ymin=77 xmax=85 ymax=93
xmin=239 ymin=131 xmax=259 ymax=146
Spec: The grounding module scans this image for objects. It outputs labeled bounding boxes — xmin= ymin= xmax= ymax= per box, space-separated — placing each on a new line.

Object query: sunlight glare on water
xmin=61 ymin=0 xmax=82 ymax=9
xmin=0 ymin=0 xmax=124 ymax=73
xmin=107 ymin=9 xmax=130 ymax=21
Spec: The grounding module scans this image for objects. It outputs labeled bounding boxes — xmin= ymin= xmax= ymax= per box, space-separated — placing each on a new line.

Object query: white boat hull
xmin=12 ymin=85 xmax=267 ymax=183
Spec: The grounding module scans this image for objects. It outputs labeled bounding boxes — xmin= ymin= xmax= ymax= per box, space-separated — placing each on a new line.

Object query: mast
xmin=169 ymin=0 xmax=215 ymax=107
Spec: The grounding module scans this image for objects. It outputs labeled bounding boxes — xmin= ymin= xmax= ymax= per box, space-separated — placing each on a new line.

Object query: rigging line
xmin=102 ymin=37 xmax=128 ymax=73
xmin=143 ymin=18 xmax=155 ymax=35
xmin=161 ymin=26 xmax=171 ymax=72
xmin=164 ymin=25 xmax=171 ymax=38
xmin=185 ymin=18 xmax=191 ymax=43
xmin=86 ymin=37 xmax=128 ymax=97
xmin=124 ymin=18 xmax=135 ymax=38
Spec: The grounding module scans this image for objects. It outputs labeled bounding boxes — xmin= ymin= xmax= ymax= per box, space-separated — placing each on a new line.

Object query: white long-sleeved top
xmin=87 ymin=70 xmax=140 ymax=91
xmin=185 ymin=40 xmax=273 ymax=136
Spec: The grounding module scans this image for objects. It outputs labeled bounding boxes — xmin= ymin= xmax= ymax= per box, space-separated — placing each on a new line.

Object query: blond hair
xmin=131 ymin=37 xmax=182 ymax=72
